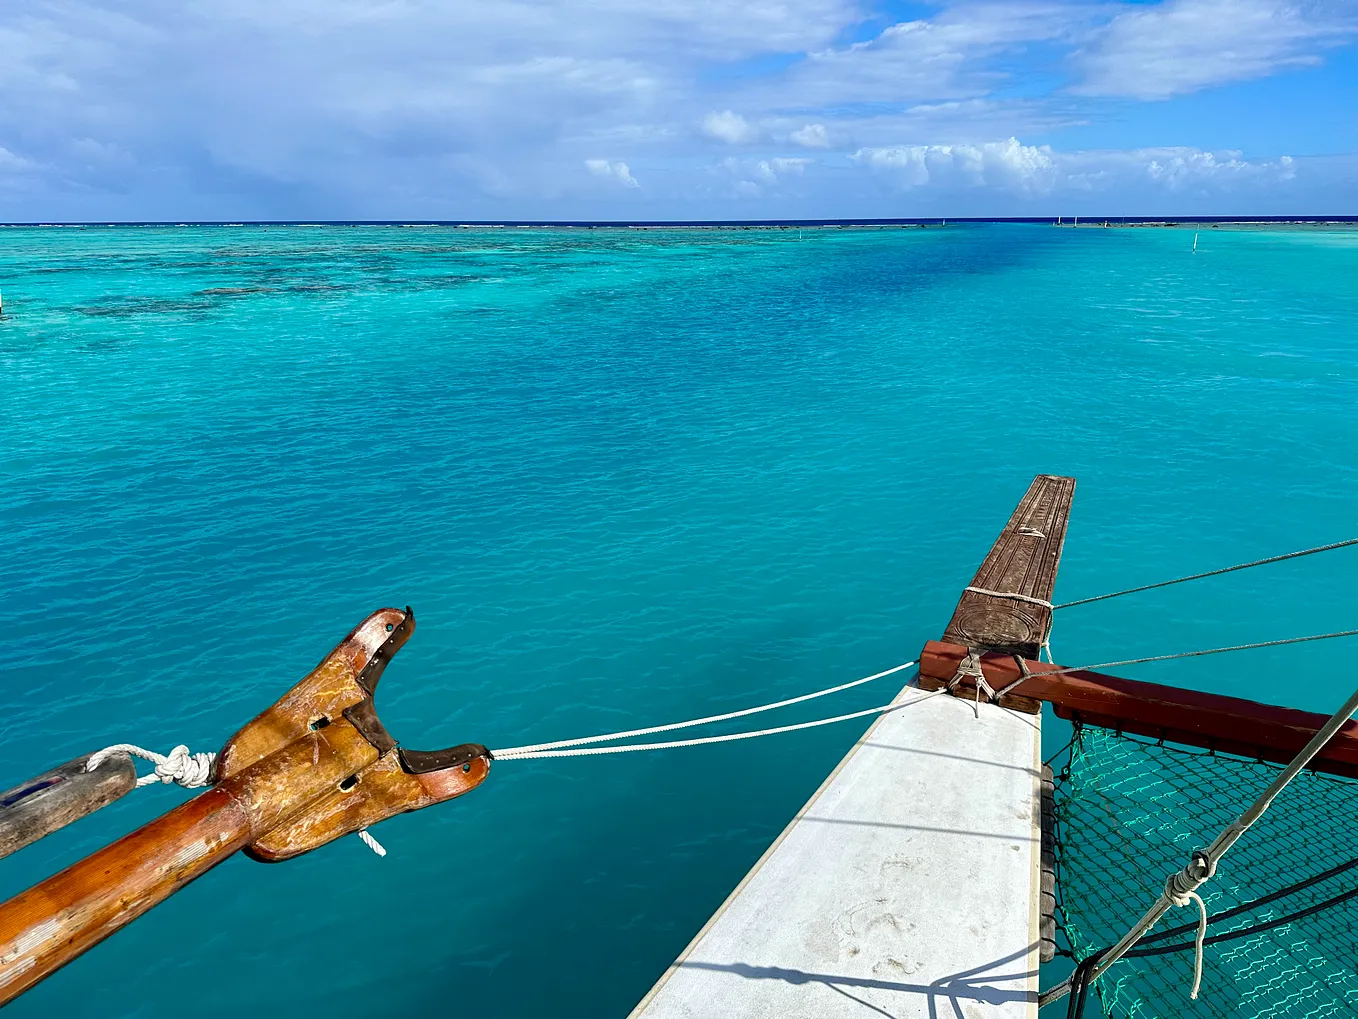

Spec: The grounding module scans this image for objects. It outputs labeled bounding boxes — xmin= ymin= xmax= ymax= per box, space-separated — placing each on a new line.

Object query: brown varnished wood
xmin=216 ymin=607 xmax=406 ymax=779
xmin=0 ymin=720 xmax=380 ymax=1003
xmin=247 ymin=751 xmax=491 ymax=861
xmin=941 ymin=474 xmax=1074 ymax=662
xmin=919 ymin=640 xmax=1358 ymax=777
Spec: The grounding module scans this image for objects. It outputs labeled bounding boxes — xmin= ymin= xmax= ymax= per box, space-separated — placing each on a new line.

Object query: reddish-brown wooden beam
xmin=919 ymin=640 xmax=1358 ymax=779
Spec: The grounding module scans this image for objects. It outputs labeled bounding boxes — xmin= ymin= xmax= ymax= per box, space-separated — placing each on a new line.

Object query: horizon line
xmin=4 ymin=215 xmax=1358 ymax=229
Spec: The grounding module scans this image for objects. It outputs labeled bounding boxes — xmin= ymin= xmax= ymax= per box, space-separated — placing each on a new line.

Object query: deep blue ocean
xmin=2 ymin=223 xmax=1356 ymax=1017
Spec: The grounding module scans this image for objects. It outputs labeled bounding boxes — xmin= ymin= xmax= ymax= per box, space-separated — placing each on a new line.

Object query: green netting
xmin=1052 ymin=725 xmax=1358 ymax=1019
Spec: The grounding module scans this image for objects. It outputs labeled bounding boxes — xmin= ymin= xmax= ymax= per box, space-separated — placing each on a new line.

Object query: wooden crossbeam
xmin=919 ymin=641 xmax=1358 ymax=778
xmin=941 ymin=475 xmax=1075 ymax=661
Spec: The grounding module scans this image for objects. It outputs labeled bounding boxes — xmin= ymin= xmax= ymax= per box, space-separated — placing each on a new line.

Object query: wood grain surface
xmin=941 ymin=474 xmax=1074 ymax=661
xmin=0 ymin=752 xmax=137 ymax=861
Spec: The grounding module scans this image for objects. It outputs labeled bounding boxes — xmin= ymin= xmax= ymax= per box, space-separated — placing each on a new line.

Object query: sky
xmin=1 ymin=0 xmax=1355 ymax=221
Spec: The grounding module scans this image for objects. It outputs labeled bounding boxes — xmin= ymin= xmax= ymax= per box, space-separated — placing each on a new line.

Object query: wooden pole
xmin=0 ymin=752 xmax=137 ymax=860
xmin=941 ymin=473 xmax=1074 ymax=661
xmin=0 ymin=607 xmax=491 ymax=1005
xmin=0 ymin=720 xmax=379 ymax=1002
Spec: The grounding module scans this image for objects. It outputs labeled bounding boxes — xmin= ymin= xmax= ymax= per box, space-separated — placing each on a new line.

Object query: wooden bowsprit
xmin=0 ymin=607 xmax=491 ymax=1004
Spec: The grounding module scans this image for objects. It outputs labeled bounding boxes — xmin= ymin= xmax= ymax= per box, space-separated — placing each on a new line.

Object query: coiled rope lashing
xmin=86 ymin=743 xmax=216 ymax=788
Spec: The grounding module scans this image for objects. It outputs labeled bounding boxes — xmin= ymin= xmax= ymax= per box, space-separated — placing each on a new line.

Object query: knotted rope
xmin=87 ymin=743 xmax=216 ymax=788
xmin=86 ymin=742 xmax=389 ymax=859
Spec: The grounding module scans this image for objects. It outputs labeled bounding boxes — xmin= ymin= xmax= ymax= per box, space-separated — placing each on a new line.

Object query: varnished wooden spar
xmin=0 ymin=607 xmax=492 ymax=1004
xmin=919 ymin=641 xmax=1358 ymax=778
xmin=941 ymin=474 xmax=1074 ymax=661
xmin=0 ymin=723 xmax=380 ymax=1000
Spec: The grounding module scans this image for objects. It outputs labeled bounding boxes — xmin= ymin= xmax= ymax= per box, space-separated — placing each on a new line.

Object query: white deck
xmin=630 ymin=684 xmax=1043 ymax=1019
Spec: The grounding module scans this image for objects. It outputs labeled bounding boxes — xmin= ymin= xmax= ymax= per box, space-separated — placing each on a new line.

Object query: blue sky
xmin=1 ymin=0 xmax=1355 ymax=220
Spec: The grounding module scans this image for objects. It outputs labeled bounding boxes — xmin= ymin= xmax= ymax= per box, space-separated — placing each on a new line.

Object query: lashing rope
xmin=963 ymin=586 xmax=1053 ymax=609
xmin=86 ymin=743 xmax=216 ymax=788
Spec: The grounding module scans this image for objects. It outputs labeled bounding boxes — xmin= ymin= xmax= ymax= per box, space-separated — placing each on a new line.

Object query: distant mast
xmin=1193 ymin=232 xmax=1199 ymax=253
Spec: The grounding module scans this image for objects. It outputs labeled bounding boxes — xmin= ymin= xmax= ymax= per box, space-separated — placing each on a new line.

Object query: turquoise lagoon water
xmin=1 ymin=223 xmax=1357 ymax=1017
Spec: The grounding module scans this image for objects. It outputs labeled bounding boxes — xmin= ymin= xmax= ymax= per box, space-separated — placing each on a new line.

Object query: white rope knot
xmin=1164 ymin=853 xmax=1216 ymax=1001
xmin=87 ymin=743 xmax=217 ymax=789
xmin=150 ymin=745 xmax=216 ymax=788
xmin=951 ymin=650 xmax=990 ymax=718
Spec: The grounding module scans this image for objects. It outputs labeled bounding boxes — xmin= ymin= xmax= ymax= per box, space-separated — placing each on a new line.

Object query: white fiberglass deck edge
xmin=630 ymin=683 xmax=1042 ymax=1019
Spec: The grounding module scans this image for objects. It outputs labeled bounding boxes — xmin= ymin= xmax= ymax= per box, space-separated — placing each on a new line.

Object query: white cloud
xmin=1075 ymin=0 xmax=1358 ymax=99
xmin=0 ymin=0 xmax=1350 ymax=218
xmin=789 ymin=123 xmax=831 ymax=148
xmin=702 ymin=110 xmax=759 ymax=144
xmin=0 ymin=146 xmax=38 ymax=171
xmin=754 ymin=4 xmax=1087 ymax=109
xmin=1144 ymin=150 xmax=1297 ymax=187
xmin=716 ymin=155 xmax=814 ymax=197
xmin=854 ymin=136 xmax=1298 ymax=195
xmin=854 ymin=138 xmax=1058 ymax=193
xmin=585 ymin=158 xmax=639 ymax=187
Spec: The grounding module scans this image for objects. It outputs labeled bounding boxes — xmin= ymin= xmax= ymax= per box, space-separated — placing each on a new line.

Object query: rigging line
xmin=1023 ymin=628 xmax=1358 ymax=680
xmin=1055 ymin=537 xmax=1358 ymax=610
xmin=1056 ymin=884 xmax=1358 ymax=1017
xmin=490 ymin=659 xmax=917 ymax=758
xmin=498 ymin=630 xmax=1358 ymax=762
xmin=1043 ymin=670 xmax=1358 ymax=1009
xmin=491 ymin=687 xmax=942 ymax=760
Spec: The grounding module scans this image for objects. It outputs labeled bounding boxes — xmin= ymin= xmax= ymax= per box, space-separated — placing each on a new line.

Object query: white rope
xmin=1180 ymin=891 xmax=1208 ymax=1000
xmin=357 ymin=828 xmax=387 ymax=857
xmin=963 ymin=586 xmax=1053 ymax=609
xmin=492 ymin=686 xmax=942 ymax=761
xmin=490 ymin=660 xmax=917 ymax=758
xmin=949 ymin=649 xmax=991 ymax=719
xmin=87 ymin=743 xmax=216 ymax=789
